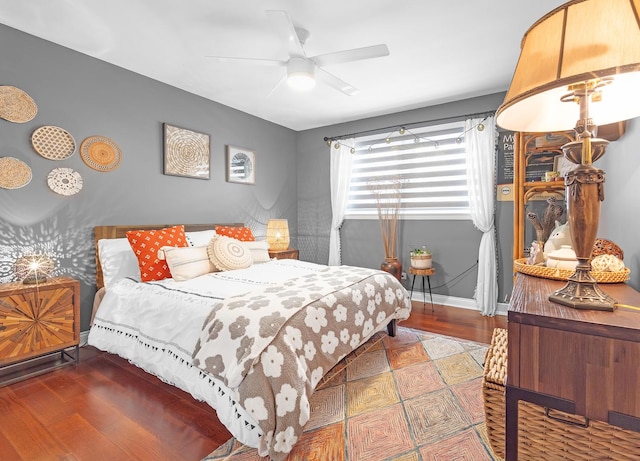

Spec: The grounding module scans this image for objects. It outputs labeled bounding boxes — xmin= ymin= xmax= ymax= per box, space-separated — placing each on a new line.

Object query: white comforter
xmin=88 ymin=259 xmax=411 ymax=453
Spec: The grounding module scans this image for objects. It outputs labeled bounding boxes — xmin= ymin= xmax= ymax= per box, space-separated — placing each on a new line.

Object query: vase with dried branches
xmin=368 ymin=178 xmax=403 ymax=280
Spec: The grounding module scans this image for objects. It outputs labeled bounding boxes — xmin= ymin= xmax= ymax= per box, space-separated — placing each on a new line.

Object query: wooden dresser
xmin=506 ymin=273 xmax=640 ymax=460
xmin=0 ymin=277 xmax=80 ymax=385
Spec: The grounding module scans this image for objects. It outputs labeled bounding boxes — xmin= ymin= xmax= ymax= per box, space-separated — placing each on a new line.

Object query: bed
xmin=88 ymin=223 xmax=411 ymax=460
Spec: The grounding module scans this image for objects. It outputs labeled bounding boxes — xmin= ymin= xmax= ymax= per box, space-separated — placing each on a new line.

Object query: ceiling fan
xmin=207 ymin=10 xmax=389 ymax=96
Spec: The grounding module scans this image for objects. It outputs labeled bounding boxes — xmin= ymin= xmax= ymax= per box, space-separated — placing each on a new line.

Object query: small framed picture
xmin=226 ymin=145 xmax=256 ymax=185
xmin=554 ymin=154 xmax=576 ymax=177
xmin=163 ymin=123 xmax=210 ymax=179
xmin=525 ymin=152 xmax=556 ymax=182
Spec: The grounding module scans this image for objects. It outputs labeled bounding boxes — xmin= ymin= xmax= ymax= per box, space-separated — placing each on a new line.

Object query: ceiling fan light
xmin=287 ymin=72 xmax=315 ymax=91
xmin=287 ymin=57 xmax=315 ymax=91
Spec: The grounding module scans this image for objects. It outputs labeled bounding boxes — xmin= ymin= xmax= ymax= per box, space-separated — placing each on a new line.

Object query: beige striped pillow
xmin=158 ymin=245 xmax=216 ymax=281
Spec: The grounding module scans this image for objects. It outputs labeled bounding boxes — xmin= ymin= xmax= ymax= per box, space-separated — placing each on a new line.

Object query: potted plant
xmin=410 ymin=246 xmax=432 ymax=269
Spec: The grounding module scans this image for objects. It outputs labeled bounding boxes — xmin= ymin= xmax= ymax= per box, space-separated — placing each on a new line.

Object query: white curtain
xmin=328 ymin=139 xmax=354 ymax=266
xmin=466 ymin=116 xmax=498 ymax=316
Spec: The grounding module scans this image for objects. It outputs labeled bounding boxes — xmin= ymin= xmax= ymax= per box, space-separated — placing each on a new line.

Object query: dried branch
xmin=368 ymin=178 xmax=403 ymax=259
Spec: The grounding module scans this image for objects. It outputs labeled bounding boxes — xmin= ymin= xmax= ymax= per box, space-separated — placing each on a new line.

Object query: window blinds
xmin=346 ymin=120 xmax=470 ymax=219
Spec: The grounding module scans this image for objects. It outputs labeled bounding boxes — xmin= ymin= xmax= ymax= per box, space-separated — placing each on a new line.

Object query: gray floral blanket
xmin=192 ymin=265 xmax=411 ymax=460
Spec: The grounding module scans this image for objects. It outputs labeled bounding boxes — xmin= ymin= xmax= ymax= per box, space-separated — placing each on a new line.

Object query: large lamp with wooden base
xmin=497 ymin=0 xmax=640 ymax=311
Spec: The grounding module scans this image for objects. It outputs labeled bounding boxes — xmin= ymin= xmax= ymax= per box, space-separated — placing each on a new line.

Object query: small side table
xmin=409 ymin=267 xmax=435 ymax=312
xmin=268 ymin=248 xmax=299 ymax=260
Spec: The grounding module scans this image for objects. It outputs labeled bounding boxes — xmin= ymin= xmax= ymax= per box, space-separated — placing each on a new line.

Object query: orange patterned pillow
xmin=215 ymin=225 xmax=255 ymax=242
xmin=126 ymin=225 xmax=188 ymax=281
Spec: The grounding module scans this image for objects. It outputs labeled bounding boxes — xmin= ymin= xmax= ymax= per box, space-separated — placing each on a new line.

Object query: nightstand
xmin=0 ymin=277 xmax=80 ymax=386
xmin=268 ymin=248 xmax=299 ymax=260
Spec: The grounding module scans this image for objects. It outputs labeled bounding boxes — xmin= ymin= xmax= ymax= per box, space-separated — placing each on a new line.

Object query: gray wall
xmin=600 ymin=118 xmax=640 ymax=291
xmin=0 ymin=24 xmax=297 ymax=331
xmin=296 ymin=93 xmax=515 ymax=304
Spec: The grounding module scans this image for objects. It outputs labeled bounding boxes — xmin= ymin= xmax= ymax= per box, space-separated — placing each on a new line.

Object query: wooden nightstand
xmin=0 ymin=277 xmax=80 ymax=386
xmin=268 ymin=248 xmax=299 ymax=260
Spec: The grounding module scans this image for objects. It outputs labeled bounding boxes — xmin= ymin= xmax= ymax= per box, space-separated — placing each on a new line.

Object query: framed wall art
xmin=226 ymin=145 xmax=256 ymax=185
xmin=163 ymin=123 xmax=210 ymax=179
xmin=554 ymin=154 xmax=576 ymax=177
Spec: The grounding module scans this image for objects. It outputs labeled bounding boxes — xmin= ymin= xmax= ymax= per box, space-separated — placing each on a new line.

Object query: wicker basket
xmin=482 ymin=327 xmax=640 ymax=460
xmin=514 ymin=258 xmax=630 ymax=283
xmin=483 ymin=327 xmax=508 ymax=459
xmin=517 ymin=402 xmax=640 ymax=460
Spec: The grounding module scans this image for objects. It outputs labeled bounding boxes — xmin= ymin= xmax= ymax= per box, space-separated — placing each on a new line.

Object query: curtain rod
xmin=323 ymin=110 xmax=495 ymax=143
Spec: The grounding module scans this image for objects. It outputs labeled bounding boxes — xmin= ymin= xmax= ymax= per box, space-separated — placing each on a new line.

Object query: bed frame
xmin=93 ymin=223 xmax=243 ymax=290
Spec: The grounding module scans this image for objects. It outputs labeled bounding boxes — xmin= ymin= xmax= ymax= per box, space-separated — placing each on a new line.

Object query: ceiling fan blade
xmin=317 ymin=68 xmax=359 ymax=96
xmin=266 ymin=73 xmax=288 ymax=97
xmin=205 ymin=56 xmax=286 ymax=66
xmin=265 ymin=10 xmax=306 ymax=58
xmin=312 ymin=44 xmax=389 ymax=67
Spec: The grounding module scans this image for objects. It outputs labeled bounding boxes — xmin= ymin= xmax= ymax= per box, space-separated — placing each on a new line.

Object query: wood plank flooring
xmin=0 ymin=303 xmax=506 ymax=461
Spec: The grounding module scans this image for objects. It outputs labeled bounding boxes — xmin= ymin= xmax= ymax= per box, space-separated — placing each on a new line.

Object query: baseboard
xmin=80 ymin=330 xmax=89 ymax=347
xmin=410 ymin=292 xmax=508 ymax=316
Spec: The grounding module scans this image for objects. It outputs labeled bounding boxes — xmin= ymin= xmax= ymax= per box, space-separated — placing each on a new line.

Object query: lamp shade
xmin=497 ymin=0 xmax=640 ymax=132
xmin=14 ymin=254 xmax=55 ymax=284
xmin=266 ymin=219 xmax=290 ymax=251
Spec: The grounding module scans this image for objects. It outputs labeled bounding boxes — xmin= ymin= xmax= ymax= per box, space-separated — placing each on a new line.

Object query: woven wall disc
xmin=0 ymin=86 xmax=38 ymax=123
xmin=31 ymin=125 xmax=76 ymax=160
xmin=0 ymin=157 xmax=32 ymax=189
xmin=47 ymin=167 xmax=83 ymax=196
xmin=80 ymin=136 xmax=122 ymax=171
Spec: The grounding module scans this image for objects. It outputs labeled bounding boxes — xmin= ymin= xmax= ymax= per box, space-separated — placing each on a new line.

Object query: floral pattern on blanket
xmin=192 ymin=265 xmax=411 ymax=461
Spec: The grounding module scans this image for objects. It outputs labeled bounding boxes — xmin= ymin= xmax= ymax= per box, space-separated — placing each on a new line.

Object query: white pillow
xmin=186 ymin=229 xmax=216 ymax=247
xmin=241 ymin=240 xmax=271 ymax=263
xmin=98 ymin=238 xmax=141 ymax=288
xmin=207 ymin=235 xmax=253 ymax=271
xmin=158 ymin=245 xmax=215 ymax=281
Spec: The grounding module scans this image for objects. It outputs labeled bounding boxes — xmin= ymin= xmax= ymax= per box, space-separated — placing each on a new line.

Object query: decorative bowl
xmin=546 ymin=245 xmax=578 ymax=271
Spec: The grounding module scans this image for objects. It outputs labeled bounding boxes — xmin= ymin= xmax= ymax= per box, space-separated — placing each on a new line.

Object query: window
xmin=345 ymin=120 xmax=471 ymax=220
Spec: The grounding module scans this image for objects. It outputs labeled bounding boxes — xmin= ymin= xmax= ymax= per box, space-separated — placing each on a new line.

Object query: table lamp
xmin=497 ymin=0 xmax=640 ymax=310
xmin=14 ymin=254 xmax=55 ymax=284
xmin=266 ymin=219 xmax=290 ymax=251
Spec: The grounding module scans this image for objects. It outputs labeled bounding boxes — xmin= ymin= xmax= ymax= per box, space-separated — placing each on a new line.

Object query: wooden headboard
xmin=93 ymin=223 xmax=243 ymax=290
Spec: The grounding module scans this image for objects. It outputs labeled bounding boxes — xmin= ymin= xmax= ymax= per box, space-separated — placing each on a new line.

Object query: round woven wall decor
xmin=0 ymin=157 xmax=32 ymax=189
xmin=31 ymin=125 xmax=76 ymax=160
xmin=80 ymin=136 xmax=122 ymax=171
xmin=0 ymin=85 xmax=38 ymax=123
xmin=47 ymin=167 xmax=83 ymax=196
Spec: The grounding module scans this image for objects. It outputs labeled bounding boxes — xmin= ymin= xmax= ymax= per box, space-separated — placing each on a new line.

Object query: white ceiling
xmin=0 ymin=0 xmax=567 ymax=131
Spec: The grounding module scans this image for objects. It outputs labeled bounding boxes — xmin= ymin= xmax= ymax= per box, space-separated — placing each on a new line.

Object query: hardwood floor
xmin=0 ymin=303 xmax=506 ymax=461
xmin=401 ymin=301 xmax=507 ymax=344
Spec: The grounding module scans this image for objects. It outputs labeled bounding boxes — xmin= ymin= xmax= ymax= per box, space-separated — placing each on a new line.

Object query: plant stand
xmin=409 ymin=267 xmax=435 ymax=312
